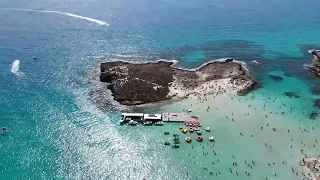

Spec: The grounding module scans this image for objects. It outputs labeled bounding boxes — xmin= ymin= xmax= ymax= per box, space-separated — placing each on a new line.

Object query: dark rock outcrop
xmin=311 ymin=86 xmax=320 ymax=95
xmin=313 ymin=99 xmax=320 ymax=109
xmin=268 ymin=74 xmax=283 ymax=82
xmin=309 ymin=111 xmax=318 ymax=120
xmin=306 ymin=50 xmax=320 ymax=78
xmin=99 ymin=60 xmax=257 ymax=105
xmin=283 ymin=92 xmax=300 ymax=98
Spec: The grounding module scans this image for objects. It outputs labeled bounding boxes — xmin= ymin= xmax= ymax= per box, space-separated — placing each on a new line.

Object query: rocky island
xmin=306 ymin=50 xmax=320 ymax=78
xmin=99 ymin=59 xmax=256 ymax=105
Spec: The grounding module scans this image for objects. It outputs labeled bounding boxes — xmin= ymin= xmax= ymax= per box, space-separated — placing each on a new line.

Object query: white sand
xmin=168 ymin=73 xmax=251 ymax=99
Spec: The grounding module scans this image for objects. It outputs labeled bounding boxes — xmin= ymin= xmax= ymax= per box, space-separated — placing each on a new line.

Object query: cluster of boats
xmin=185 ymin=136 xmax=214 ymax=143
xmin=180 ymin=126 xmax=210 ymax=135
xmin=181 ymin=126 xmax=215 ymax=142
xmin=184 ymin=136 xmax=203 ymax=142
xmin=163 ymin=126 xmax=215 ymax=148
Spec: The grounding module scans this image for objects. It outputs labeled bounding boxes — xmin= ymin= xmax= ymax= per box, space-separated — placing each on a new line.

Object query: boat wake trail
xmin=11 ymin=59 xmax=24 ymax=76
xmin=1 ymin=8 xmax=109 ymax=26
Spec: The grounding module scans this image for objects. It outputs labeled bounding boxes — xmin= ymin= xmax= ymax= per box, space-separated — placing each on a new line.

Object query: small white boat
xmin=155 ymin=121 xmax=163 ymax=126
xmin=204 ymin=127 xmax=210 ymax=132
xmin=120 ymin=119 xmax=126 ymax=125
xmin=188 ymin=109 xmax=192 ymax=112
xmin=209 ymin=136 xmax=215 ymax=141
xmin=194 ymin=127 xmax=200 ymax=131
xmin=196 ymin=130 xmax=202 ymax=135
xmin=143 ymin=121 xmax=153 ymax=126
xmin=128 ymin=120 xmax=138 ymax=126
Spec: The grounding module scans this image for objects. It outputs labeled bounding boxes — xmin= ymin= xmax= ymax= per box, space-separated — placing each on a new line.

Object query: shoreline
xmin=301 ymin=157 xmax=320 ymax=180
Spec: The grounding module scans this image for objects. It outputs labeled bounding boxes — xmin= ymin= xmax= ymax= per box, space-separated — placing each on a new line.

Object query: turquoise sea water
xmin=1 ymin=0 xmax=320 ymax=179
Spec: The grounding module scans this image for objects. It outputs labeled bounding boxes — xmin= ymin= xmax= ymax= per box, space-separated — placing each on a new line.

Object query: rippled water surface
xmin=1 ymin=0 xmax=320 ymax=179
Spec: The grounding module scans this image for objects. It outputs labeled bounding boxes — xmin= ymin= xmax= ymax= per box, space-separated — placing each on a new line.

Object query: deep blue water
xmin=1 ymin=0 xmax=320 ymax=179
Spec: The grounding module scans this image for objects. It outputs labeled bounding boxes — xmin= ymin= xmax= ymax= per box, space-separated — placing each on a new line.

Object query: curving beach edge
xmin=99 ymin=58 xmax=257 ymax=106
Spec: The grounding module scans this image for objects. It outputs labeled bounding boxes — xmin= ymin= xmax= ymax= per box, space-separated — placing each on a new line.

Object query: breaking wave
xmin=1 ymin=8 xmax=109 ymax=26
xmin=11 ymin=59 xmax=24 ymax=76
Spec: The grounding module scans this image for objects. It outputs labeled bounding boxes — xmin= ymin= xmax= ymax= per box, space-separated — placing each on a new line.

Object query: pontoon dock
xmin=161 ymin=112 xmax=198 ymax=122
xmin=120 ymin=112 xmax=199 ymax=123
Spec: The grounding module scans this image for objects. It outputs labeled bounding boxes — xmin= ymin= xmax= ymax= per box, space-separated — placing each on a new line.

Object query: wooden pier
xmin=162 ymin=112 xmax=198 ymax=122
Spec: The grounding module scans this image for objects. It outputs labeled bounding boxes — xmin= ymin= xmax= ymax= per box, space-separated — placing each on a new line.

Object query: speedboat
xmin=196 ymin=130 xmax=202 ymax=135
xmin=185 ymin=137 xmax=192 ymax=143
xmin=189 ymin=128 xmax=194 ymax=133
xmin=196 ymin=136 xmax=203 ymax=142
xmin=204 ymin=127 xmax=210 ymax=132
xmin=209 ymin=136 xmax=215 ymax=142
xmin=155 ymin=121 xmax=164 ymax=126
xmin=128 ymin=120 xmax=138 ymax=126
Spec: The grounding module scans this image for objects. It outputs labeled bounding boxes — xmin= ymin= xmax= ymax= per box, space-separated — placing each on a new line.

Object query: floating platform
xmin=162 ymin=112 xmax=198 ymax=122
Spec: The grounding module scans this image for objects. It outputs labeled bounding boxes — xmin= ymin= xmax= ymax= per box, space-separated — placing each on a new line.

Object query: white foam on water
xmin=11 ymin=59 xmax=24 ymax=76
xmin=252 ymin=60 xmax=260 ymax=64
xmin=1 ymin=8 xmax=109 ymax=26
xmin=55 ymin=86 xmax=171 ymax=179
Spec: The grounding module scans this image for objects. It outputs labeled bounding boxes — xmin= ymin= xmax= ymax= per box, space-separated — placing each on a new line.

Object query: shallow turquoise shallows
xmin=1 ymin=0 xmax=320 ymax=179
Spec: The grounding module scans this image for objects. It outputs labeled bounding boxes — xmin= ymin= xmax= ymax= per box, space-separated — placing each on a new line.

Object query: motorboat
xmin=196 ymin=130 xmax=202 ymax=135
xmin=188 ymin=109 xmax=192 ymax=112
xmin=143 ymin=121 xmax=153 ymax=126
xmin=196 ymin=136 xmax=203 ymax=142
xmin=204 ymin=127 xmax=210 ymax=132
xmin=209 ymin=136 xmax=215 ymax=142
xmin=155 ymin=121 xmax=164 ymax=126
xmin=189 ymin=128 xmax=194 ymax=133
xmin=128 ymin=120 xmax=138 ymax=126
xmin=185 ymin=137 xmax=192 ymax=143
